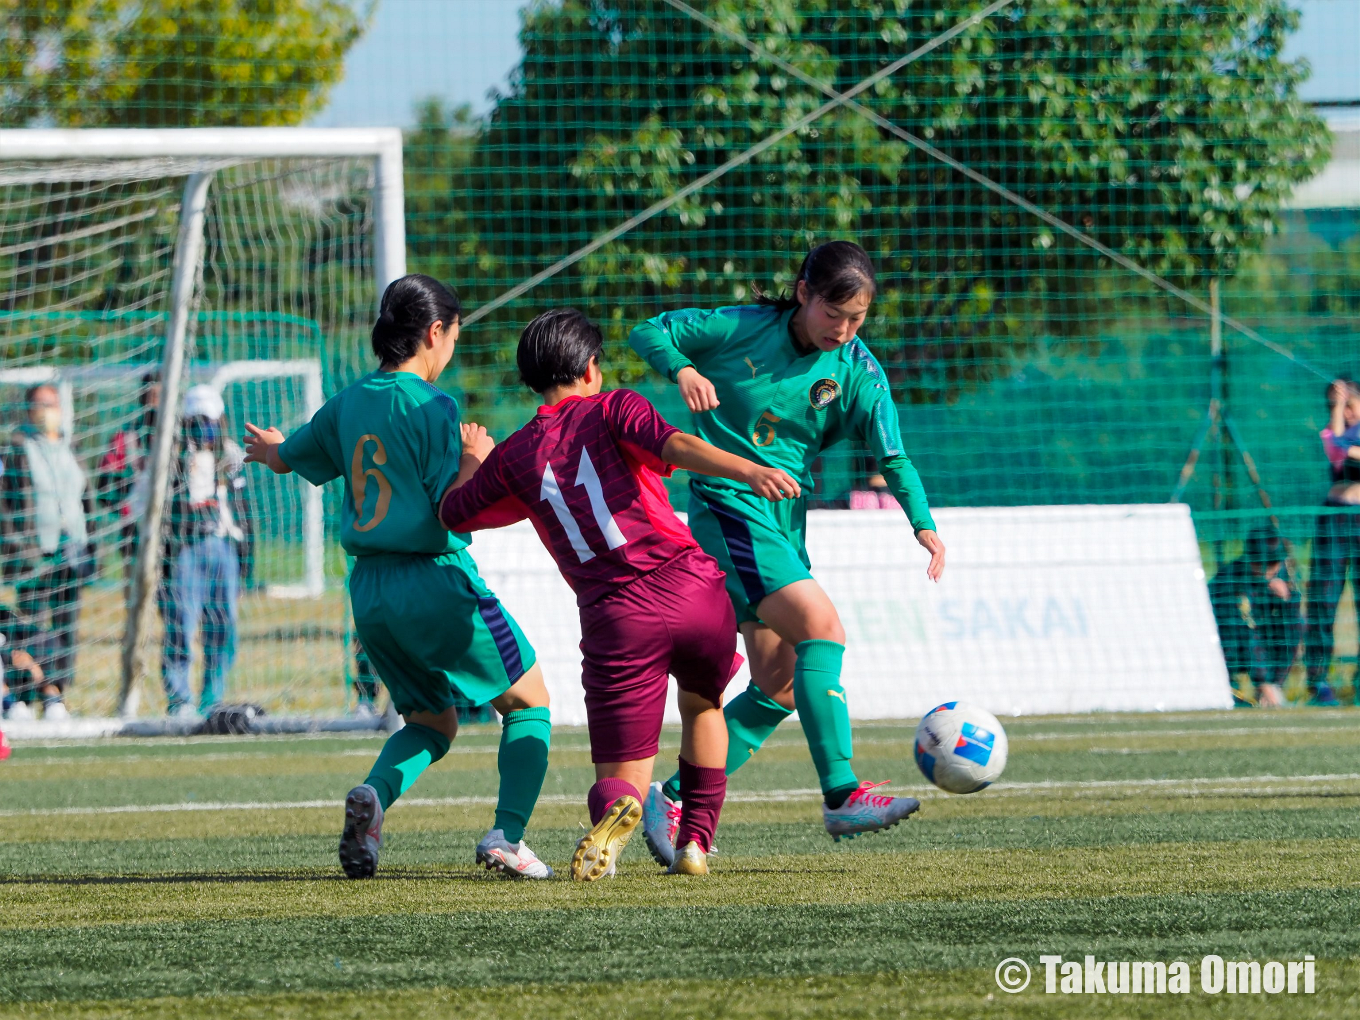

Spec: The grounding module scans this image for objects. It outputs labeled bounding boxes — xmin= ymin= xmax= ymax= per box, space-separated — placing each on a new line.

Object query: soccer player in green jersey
xmin=629 ymin=241 xmax=947 ymax=859
xmin=244 ymin=275 xmax=554 ymax=880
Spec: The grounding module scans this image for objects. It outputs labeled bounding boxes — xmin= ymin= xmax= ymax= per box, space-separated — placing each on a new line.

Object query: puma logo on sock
xmin=826 ymin=689 xmax=846 ymax=703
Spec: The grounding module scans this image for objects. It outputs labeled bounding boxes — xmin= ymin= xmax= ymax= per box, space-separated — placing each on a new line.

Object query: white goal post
xmin=0 ymin=128 xmax=405 ymax=722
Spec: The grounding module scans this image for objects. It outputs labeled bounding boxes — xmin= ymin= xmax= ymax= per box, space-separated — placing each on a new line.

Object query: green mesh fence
xmin=3 ymin=0 xmax=1360 ymax=715
xmin=395 ymin=1 xmax=1344 ymax=516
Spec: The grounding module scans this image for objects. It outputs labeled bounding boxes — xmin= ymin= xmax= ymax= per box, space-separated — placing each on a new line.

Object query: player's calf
xmin=669 ymin=756 xmax=724 ymax=871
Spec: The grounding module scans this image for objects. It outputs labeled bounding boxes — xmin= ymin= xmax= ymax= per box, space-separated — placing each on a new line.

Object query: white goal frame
xmin=0 ymin=128 xmax=405 ymax=718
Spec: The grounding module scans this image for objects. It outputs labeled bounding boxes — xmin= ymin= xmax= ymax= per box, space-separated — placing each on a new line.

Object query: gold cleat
xmin=667 ymin=840 xmax=710 ymax=875
xmin=570 ymin=795 xmax=642 ymax=881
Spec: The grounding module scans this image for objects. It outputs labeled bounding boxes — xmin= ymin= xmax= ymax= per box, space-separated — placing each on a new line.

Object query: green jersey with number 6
xmin=276 ymin=370 xmax=533 ymax=715
xmin=628 ymin=303 xmax=935 ymax=533
xmin=279 ymin=371 xmax=470 ymax=556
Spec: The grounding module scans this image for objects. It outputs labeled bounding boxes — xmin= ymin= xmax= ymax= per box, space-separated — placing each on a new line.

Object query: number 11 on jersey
xmin=540 ymin=446 xmax=627 ymax=563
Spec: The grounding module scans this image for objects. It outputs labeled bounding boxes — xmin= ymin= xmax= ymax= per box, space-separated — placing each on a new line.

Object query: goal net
xmin=0 ymin=129 xmax=404 ymax=727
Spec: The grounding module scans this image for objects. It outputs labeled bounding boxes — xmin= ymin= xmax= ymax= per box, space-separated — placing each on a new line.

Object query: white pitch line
xmin=0 ymin=789 xmax=829 ymax=819
xmin=1015 ymin=725 xmax=1360 ymax=742
xmin=8 ymin=774 xmax=1360 ymax=819
xmin=5 ymin=746 xmax=506 ymax=767
xmin=11 ymin=728 xmax=1354 ymax=766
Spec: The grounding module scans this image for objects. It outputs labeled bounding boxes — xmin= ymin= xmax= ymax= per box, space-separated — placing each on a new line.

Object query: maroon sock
xmin=674 ymin=756 xmax=726 ymax=853
xmin=587 ymin=777 xmax=641 ymax=825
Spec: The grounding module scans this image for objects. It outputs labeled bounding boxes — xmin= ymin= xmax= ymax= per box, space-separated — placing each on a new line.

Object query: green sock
xmin=364 ymin=723 xmax=451 ymax=810
xmin=792 ymin=639 xmax=857 ymax=797
xmin=661 ymin=682 xmax=792 ymax=802
xmin=494 ymin=707 xmax=551 ymax=843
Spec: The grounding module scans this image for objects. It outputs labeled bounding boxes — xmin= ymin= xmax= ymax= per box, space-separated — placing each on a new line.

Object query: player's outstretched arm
xmin=243 ymin=423 xmax=292 ymax=475
xmin=661 ymin=432 xmax=800 ymax=502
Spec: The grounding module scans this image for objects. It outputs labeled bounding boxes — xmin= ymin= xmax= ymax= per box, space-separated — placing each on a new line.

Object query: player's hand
xmin=243 ymin=423 xmax=284 ymax=465
xmin=1330 ymin=379 xmax=1351 ymax=408
xmin=461 ymin=422 xmax=494 ymax=461
xmin=677 ymin=366 xmax=720 ymax=413
xmin=745 ymin=465 xmax=801 ymax=502
xmin=1268 ymin=576 xmax=1291 ymax=601
xmin=916 ymin=529 xmax=945 ymax=582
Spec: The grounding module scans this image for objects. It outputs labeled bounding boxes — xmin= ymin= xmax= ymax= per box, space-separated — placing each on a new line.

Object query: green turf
xmin=3 ymin=711 xmax=1359 ymax=1017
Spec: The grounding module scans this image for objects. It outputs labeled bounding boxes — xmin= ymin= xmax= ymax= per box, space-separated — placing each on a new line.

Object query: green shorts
xmin=348 ymin=549 xmax=536 ymax=717
xmin=686 ymin=481 xmax=812 ymax=625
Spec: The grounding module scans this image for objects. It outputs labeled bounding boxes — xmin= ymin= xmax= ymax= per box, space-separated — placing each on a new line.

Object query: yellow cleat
xmin=667 ymin=840 xmax=710 ymax=875
xmin=570 ymin=795 xmax=642 ymax=882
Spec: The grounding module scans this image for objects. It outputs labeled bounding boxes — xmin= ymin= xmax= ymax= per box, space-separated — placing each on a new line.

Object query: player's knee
xmin=805 ymin=608 xmax=845 ymax=645
xmin=493 ymin=664 xmax=550 ymax=714
xmin=406 ymin=706 xmax=459 ymax=742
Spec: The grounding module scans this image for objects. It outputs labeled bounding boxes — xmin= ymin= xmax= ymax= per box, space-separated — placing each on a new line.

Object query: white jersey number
xmin=540 ymin=446 xmax=628 ymax=563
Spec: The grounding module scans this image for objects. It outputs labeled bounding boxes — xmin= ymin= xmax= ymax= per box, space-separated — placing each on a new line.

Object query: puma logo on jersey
xmin=744 ymin=357 xmax=760 ymax=378
xmin=826 ymin=689 xmax=846 ymax=703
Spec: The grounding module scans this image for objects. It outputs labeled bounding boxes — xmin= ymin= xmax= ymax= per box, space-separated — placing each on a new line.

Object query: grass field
xmin=4 ymin=712 xmax=1360 ymax=1018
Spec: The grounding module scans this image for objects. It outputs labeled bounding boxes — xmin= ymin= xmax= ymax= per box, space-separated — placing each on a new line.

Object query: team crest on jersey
xmin=808 ymin=378 xmax=841 ymax=409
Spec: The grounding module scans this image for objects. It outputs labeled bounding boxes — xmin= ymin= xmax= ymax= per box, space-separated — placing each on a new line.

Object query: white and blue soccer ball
xmin=913 ymin=702 xmax=1008 ymax=794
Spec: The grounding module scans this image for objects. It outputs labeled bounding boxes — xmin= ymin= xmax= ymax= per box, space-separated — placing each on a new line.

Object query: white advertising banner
xmin=468 ymin=503 xmax=1234 ymax=725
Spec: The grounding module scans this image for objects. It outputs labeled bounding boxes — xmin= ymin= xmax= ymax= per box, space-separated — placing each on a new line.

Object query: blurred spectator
xmin=849 ymin=468 xmax=899 ymax=510
xmin=97 ymin=371 xmax=160 ymax=567
xmin=0 ymin=383 xmax=95 ymax=720
xmin=1304 ymin=378 xmax=1360 ymax=707
xmin=1211 ymin=525 xmax=1301 ymax=708
xmin=159 ymin=385 xmax=251 ymax=718
xmin=0 ymin=602 xmax=57 ymax=721
xmin=352 ymin=635 xmax=379 ymax=717
xmin=0 ymin=642 xmax=8 ymax=755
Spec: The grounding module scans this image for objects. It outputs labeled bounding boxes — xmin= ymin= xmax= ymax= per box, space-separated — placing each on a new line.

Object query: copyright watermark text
xmin=993 ymin=954 xmax=1316 ymax=995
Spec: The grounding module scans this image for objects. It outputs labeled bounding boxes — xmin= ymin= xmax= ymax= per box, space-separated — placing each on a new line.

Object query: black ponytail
xmin=755 ymin=240 xmax=877 ymax=312
xmin=371 ymin=274 xmax=461 ymax=368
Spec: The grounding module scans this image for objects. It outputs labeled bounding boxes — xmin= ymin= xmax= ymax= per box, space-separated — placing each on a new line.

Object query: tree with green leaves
xmin=416 ymin=0 xmax=1327 ymax=405
xmin=1 ymin=0 xmax=369 ymax=127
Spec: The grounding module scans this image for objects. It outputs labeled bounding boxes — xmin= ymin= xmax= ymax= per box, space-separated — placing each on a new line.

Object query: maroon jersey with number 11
xmin=438 ymin=389 xmax=700 ymax=607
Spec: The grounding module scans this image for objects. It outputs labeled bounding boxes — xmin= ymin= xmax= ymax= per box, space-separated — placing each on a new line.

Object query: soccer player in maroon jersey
xmin=440 ymin=308 xmax=799 ymax=880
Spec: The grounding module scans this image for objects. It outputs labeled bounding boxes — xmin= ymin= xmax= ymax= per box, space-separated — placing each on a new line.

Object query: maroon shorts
xmin=579 ymin=549 xmax=742 ymax=763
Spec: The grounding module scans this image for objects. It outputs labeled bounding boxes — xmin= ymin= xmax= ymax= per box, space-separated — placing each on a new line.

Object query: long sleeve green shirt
xmin=628 ymin=304 xmax=936 ymax=533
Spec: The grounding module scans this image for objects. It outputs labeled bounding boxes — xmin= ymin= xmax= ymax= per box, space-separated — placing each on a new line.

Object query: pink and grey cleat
xmin=476 ymin=829 xmax=554 ymax=880
xmin=642 ymin=781 xmax=682 ymax=868
xmin=822 ymin=781 xmax=920 ymax=842
xmin=339 ymin=783 xmax=384 ymax=878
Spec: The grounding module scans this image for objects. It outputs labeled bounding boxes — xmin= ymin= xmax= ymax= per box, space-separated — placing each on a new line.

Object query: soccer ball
xmin=914 ymin=702 xmax=1008 ymax=794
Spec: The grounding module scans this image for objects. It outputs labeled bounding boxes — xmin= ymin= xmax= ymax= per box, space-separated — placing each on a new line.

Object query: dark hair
xmin=371 ymin=274 xmax=461 ymax=368
xmin=756 ymin=240 xmax=877 ymax=312
xmin=1243 ymin=524 xmax=1284 ymax=568
xmin=517 ymin=308 xmax=604 ymax=393
xmin=25 ymin=383 xmax=57 ymax=405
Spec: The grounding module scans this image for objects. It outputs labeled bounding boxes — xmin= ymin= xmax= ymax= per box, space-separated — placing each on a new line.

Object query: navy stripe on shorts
xmin=703 ymin=498 xmax=767 ymax=606
xmin=477 ymin=596 xmax=526 ymax=683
